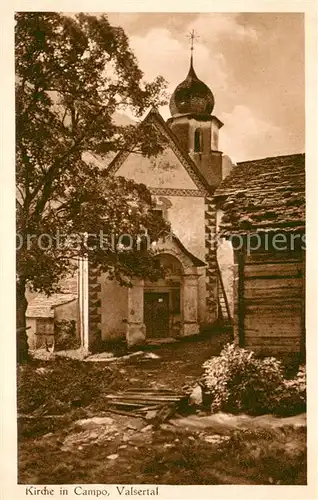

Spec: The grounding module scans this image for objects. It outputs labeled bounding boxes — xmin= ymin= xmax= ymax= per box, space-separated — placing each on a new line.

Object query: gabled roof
xmin=171 ymin=234 xmax=206 ymax=267
xmin=105 ymin=107 xmax=210 ymax=193
xmin=151 ymin=233 xmax=206 ymax=268
xmin=26 ymin=293 xmax=77 ymax=319
xmin=214 ymin=154 xmax=305 ymax=234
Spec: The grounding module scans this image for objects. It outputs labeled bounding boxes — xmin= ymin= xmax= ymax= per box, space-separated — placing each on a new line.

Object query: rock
xmin=143 ymin=352 xmax=160 ymax=359
xmin=35 ymin=367 xmax=52 ymax=375
xmin=160 ymin=423 xmax=175 ymax=432
xmin=128 ymin=433 xmax=152 ymax=446
xmin=189 ymin=384 xmax=203 ymax=406
xmin=42 ymin=432 xmax=54 ymax=439
xmin=141 ymin=424 xmax=153 ymax=433
xmin=127 ymin=423 xmax=138 ymax=430
xmin=85 ymin=352 xmax=115 ymax=362
xmin=204 ymin=434 xmax=231 ymax=445
xmin=62 ymin=417 xmax=118 ymax=451
xmin=171 ymin=412 xmax=307 ymax=433
xmin=146 ymin=338 xmax=177 ymax=345
xmin=55 ymin=348 xmax=90 ymax=360
xmin=62 ymin=425 xmax=117 ymax=451
xmin=145 ymin=410 xmax=158 ymax=421
xmin=75 ymin=417 xmax=114 ymax=429
xmin=89 ymin=431 xmax=99 ymax=439
xmin=121 ymin=351 xmax=144 ymax=361
xmin=126 ymin=421 xmax=144 ymax=431
xmin=31 ymin=349 xmax=56 ymax=361
xmin=107 ymin=454 xmax=119 ymax=460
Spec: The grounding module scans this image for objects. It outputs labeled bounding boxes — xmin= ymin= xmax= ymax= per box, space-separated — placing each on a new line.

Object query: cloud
xmin=219 ymin=105 xmax=285 ymax=163
xmin=128 ymin=14 xmax=259 ymax=120
xmin=105 ymin=13 xmax=303 ymax=161
xmin=188 ymin=13 xmax=258 ymax=44
xmin=129 ymin=27 xmax=228 ymax=119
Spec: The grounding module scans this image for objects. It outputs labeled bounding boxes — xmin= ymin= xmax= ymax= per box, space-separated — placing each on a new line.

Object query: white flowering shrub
xmin=272 ymin=365 xmax=306 ymax=415
xmin=202 ymin=343 xmax=306 ymax=415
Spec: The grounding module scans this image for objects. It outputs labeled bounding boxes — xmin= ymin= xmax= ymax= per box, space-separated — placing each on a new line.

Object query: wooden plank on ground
xmin=124 ymin=388 xmax=178 ymax=393
xmin=106 ymin=401 xmax=147 ymax=408
xmin=105 ymin=395 xmax=181 ymax=402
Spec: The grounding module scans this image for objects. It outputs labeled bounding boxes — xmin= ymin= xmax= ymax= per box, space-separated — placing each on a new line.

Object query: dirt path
xmin=18 ymin=332 xmax=306 ymax=485
xmin=102 ymin=331 xmax=231 ymax=391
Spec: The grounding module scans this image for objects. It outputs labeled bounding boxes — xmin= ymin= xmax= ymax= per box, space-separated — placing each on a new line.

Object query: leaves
xmin=202 ymin=343 xmax=306 ymax=415
xmin=16 ymin=12 xmax=170 ymax=295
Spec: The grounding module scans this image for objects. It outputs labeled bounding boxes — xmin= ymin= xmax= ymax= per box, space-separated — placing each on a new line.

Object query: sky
xmin=106 ymin=12 xmax=304 ymax=163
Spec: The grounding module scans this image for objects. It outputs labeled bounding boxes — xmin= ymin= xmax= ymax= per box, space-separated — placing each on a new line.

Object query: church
xmin=26 ymin=48 xmax=305 ymax=357
xmin=78 ymin=52 xmax=235 ymax=350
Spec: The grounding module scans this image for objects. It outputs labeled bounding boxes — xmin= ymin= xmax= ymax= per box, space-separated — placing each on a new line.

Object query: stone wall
xmin=55 ymin=299 xmax=78 ymax=328
xmin=99 ymin=276 xmax=128 ymax=341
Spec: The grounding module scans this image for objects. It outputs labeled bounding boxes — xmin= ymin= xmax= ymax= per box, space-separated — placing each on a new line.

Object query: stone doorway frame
xmin=125 ymin=236 xmax=206 ymax=347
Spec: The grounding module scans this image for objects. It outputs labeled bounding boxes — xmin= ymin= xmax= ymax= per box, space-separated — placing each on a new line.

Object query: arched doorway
xmin=124 ymin=236 xmax=205 ymax=347
xmin=144 ymin=253 xmax=182 ymax=338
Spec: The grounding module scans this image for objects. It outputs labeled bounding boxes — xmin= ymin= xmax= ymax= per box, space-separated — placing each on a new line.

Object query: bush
xmin=202 ymin=343 xmax=306 ymax=415
xmin=271 ymin=365 xmax=306 ymax=416
xmin=17 ymin=359 xmax=116 ymax=415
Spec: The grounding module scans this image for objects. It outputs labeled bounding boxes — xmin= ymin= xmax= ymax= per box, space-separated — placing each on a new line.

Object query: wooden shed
xmin=215 ymin=154 xmax=305 ymax=356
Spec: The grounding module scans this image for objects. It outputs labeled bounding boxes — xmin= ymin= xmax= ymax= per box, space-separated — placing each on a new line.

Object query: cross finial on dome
xmin=187 ymin=29 xmax=199 ymax=61
xmin=169 ymin=31 xmax=214 ymax=116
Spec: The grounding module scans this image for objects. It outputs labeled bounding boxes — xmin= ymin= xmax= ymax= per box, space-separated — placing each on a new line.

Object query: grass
xmin=18 ymin=424 xmax=306 ymax=485
xmin=17 ymin=333 xmax=306 ymax=485
xmin=17 ymin=358 xmax=126 ymax=415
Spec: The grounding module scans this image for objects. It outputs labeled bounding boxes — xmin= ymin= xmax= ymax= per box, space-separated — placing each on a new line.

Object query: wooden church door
xmin=144 ymin=292 xmax=170 ymax=338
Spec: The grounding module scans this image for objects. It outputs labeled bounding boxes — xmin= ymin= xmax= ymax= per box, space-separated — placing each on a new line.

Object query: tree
xmin=16 ymin=12 xmax=170 ymax=362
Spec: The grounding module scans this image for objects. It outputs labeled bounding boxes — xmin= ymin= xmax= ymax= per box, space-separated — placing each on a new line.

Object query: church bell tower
xmin=167 ymin=34 xmax=223 ymax=189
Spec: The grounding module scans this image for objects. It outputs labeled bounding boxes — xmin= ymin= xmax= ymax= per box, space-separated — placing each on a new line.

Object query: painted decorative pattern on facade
xmin=88 ymin=264 xmax=102 ymax=351
xmin=150 ymin=187 xmax=204 ymax=197
xmin=205 ymin=195 xmax=218 ymax=322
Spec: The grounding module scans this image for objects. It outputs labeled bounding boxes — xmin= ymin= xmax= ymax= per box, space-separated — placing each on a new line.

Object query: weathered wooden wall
xmin=234 ymin=247 xmax=305 ymax=355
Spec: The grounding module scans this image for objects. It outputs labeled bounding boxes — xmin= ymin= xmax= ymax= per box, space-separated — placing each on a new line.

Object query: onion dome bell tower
xmin=167 ymin=36 xmax=224 ymax=189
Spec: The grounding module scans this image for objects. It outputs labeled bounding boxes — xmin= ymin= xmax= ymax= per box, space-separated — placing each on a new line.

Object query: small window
xmin=194 ymin=128 xmax=202 ymax=152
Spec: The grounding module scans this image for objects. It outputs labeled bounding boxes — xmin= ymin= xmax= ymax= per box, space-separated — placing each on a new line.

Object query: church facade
xmin=25 ymin=52 xmax=305 ymax=357
xmin=79 ymin=55 xmax=234 ymax=350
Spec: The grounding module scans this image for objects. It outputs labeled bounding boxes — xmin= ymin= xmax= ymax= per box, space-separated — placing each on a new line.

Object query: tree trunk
xmin=16 ymin=278 xmax=30 ymax=363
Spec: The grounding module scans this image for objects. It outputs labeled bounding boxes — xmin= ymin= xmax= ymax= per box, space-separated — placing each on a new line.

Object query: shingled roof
xmin=214 ymin=154 xmax=305 ymax=235
xmin=26 ymin=293 xmax=77 ymax=319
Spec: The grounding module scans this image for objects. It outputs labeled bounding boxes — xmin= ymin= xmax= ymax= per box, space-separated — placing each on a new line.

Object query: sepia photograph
xmin=11 ymin=9 xmax=311 ymax=490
